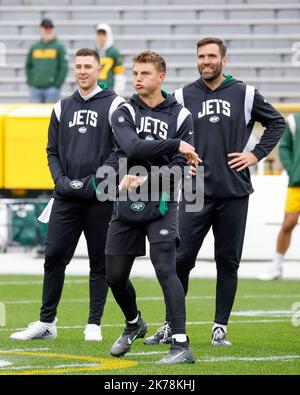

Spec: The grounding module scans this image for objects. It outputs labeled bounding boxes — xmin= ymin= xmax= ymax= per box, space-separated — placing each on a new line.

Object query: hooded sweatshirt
xmin=279 ymin=113 xmax=300 ymax=186
xmin=111 ymin=93 xmax=194 ymax=199
xmin=174 ymin=77 xmax=286 ymax=199
xmin=26 ymin=37 xmax=68 ymax=89
xmin=96 ymin=23 xmax=125 ymax=91
xmin=47 ymin=86 xmax=124 ymax=199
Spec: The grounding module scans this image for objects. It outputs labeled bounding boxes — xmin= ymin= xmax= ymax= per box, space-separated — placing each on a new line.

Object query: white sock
xmin=128 ymin=314 xmax=139 ymax=324
xmin=41 ymin=321 xmax=53 ymax=327
xmin=213 ymin=323 xmax=227 ymax=333
xmin=172 ymin=334 xmax=187 ymax=342
xmin=272 ymin=253 xmax=284 ymax=271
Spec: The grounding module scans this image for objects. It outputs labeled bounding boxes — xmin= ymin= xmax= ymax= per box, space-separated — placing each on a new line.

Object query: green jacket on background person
xmin=279 ymin=113 xmax=300 ymax=186
xmin=26 ymin=37 xmax=68 ymax=89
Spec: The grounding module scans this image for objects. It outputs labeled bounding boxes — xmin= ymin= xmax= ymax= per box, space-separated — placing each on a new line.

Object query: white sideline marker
xmin=0 ymin=360 xmax=12 ymax=367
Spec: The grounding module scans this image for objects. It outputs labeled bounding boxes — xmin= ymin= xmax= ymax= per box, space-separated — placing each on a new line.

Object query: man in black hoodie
xmin=144 ymin=37 xmax=286 ymax=347
xmin=105 ymin=50 xmax=200 ymax=364
xmin=10 ymin=48 xmax=125 ymax=342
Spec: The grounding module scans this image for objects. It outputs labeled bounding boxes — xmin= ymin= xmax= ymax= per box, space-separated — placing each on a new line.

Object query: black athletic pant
xmin=166 ymin=196 xmax=249 ymax=325
xmin=40 ymin=198 xmax=113 ymax=325
xmin=106 ymin=241 xmax=186 ymax=335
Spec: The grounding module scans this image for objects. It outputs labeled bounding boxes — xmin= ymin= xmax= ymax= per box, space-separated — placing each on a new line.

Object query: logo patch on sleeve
xmin=69 ymin=180 xmax=83 ymax=189
xmin=159 ymin=229 xmax=169 ymax=236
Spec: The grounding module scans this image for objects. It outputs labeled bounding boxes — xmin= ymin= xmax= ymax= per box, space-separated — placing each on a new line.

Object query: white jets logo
xmin=145 ymin=135 xmax=155 ymax=141
xmin=209 ymin=115 xmax=220 ymax=123
xmin=159 ymin=229 xmax=169 ymax=236
xmin=136 ymin=116 xmax=168 ymax=139
xmin=78 ymin=126 xmax=87 ymax=134
xmin=131 ymin=202 xmax=145 ymax=212
xmin=69 ymin=110 xmax=98 ymax=128
xmin=69 ymin=180 xmax=83 ymax=189
xmin=198 ymin=99 xmax=231 ymax=118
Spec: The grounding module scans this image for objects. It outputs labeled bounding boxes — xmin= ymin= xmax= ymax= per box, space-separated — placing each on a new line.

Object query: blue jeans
xmin=29 ymin=87 xmax=61 ymax=103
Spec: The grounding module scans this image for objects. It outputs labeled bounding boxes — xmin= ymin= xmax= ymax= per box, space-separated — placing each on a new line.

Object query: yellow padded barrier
xmin=3 ymin=104 xmax=54 ymax=189
xmin=0 ymin=104 xmax=18 ymax=188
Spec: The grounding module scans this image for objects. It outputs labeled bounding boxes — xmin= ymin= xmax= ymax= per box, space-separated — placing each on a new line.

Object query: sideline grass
xmin=0 ymin=275 xmax=300 ymax=375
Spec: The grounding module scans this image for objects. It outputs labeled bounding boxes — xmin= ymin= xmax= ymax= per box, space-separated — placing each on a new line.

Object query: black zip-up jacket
xmin=111 ymin=93 xmax=194 ymax=200
xmin=174 ymin=77 xmax=286 ymax=199
xmin=47 ymin=87 xmax=124 ymax=200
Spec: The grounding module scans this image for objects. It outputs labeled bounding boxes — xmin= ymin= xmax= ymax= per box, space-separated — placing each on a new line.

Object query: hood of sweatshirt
xmin=72 ymin=86 xmax=116 ymax=104
xmin=196 ymin=75 xmax=241 ymax=92
xmin=129 ymin=91 xmax=182 ymax=113
xmin=128 ymin=92 xmax=183 ymax=131
xmin=96 ymin=23 xmax=114 ymax=51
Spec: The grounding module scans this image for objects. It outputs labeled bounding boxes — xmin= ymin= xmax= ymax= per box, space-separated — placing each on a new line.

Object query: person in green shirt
xmin=95 ymin=23 xmax=126 ymax=95
xmin=25 ymin=18 xmax=68 ymax=103
xmin=259 ymin=113 xmax=300 ymax=280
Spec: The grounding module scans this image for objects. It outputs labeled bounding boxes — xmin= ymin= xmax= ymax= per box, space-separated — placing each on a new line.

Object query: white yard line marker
xmin=136 ymin=354 xmax=300 ymax=363
xmin=0 ymin=319 xmax=290 ymax=333
xmin=2 ymin=348 xmax=50 ymax=352
xmin=3 ymin=294 xmax=300 ymax=305
xmin=0 ymin=360 xmax=12 ymax=367
xmin=0 ymin=279 xmax=88 ymax=286
xmin=232 ymin=310 xmax=294 ymax=317
xmin=199 ymin=355 xmax=300 ymax=362
xmin=0 ymin=363 xmax=99 ymax=371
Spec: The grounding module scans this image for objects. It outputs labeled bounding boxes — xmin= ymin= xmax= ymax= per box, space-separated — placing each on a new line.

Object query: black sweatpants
xmin=40 ymin=198 xmax=113 ymax=325
xmin=169 ymin=196 xmax=249 ymax=325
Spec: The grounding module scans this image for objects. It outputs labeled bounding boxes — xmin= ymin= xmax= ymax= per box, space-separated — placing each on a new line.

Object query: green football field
xmin=0 ymin=275 xmax=300 ymax=375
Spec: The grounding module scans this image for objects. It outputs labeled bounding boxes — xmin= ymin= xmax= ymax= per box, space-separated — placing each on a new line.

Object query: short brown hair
xmin=133 ymin=50 xmax=166 ymax=73
xmin=197 ymin=37 xmax=227 ymax=58
xmin=75 ymin=48 xmax=100 ymax=63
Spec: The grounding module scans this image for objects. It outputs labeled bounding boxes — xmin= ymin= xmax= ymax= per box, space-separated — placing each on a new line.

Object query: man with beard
xmin=144 ymin=37 xmax=286 ymax=347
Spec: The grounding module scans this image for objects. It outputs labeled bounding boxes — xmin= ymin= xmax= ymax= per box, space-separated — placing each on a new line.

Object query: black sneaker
xmin=155 ymin=338 xmax=196 ymax=365
xmin=144 ymin=322 xmax=172 ymax=345
xmin=110 ymin=313 xmax=148 ymax=357
xmin=211 ymin=326 xmax=232 ymax=346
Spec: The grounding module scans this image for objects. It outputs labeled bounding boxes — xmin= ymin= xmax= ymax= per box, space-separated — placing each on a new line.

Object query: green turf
xmin=0 ymin=275 xmax=300 ymax=375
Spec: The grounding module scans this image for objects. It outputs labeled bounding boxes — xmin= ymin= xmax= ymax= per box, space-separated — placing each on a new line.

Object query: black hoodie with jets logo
xmin=111 ymin=93 xmax=194 ymax=199
xmin=47 ymin=87 xmax=124 ymax=200
xmin=174 ymin=77 xmax=286 ymax=199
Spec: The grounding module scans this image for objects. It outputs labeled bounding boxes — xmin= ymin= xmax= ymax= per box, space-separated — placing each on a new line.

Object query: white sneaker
xmin=211 ymin=327 xmax=232 ymax=346
xmin=258 ymin=267 xmax=282 ymax=281
xmin=10 ymin=318 xmax=57 ymax=340
xmin=84 ymin=324 xmax=102 ymax=341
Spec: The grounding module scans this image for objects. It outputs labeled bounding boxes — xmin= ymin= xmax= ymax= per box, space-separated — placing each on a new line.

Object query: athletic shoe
xmin=110 ymin=313 xmax=148 ymax=357
xmin=258 ymin=267 xmax=282 ymax=281
xmin=211 ymin=326 xmax=232 ymax=346
xmin=155 ymin=339 xmax=195 ymax=365
xmin=84 ymin=324 xmax=103 ymax=341
xmin=10 ymin=318 xmax=58 ymax=340
xmin=144 ymin=321 xmax=172 ymax=345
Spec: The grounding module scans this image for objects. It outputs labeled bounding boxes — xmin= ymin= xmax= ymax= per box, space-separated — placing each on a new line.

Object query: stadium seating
xmin=0 ymin=0 xmax=300 ymax=102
